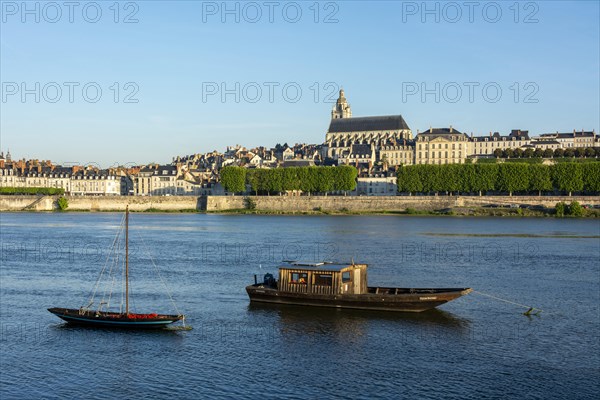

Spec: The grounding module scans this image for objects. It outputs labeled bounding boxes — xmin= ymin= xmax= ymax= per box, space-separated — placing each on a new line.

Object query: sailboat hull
xmin=48 ymin=308 xmax=183 ymax=329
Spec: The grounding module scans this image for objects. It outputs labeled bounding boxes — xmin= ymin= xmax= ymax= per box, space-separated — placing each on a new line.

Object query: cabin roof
xmin=279 ymin=261 xmax=360 ymax=272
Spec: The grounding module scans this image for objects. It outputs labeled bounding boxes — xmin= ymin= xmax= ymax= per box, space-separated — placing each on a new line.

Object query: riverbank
xmin=1 ymin=194 xmax=599 ymax=217
xmin=214 ymin=206 xmax=600 ymax=218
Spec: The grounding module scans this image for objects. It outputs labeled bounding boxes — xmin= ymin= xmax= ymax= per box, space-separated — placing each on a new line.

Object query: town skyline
xmin=2 ymin=87 xmax=598 ymax=167
xmin=2 ymin=1 xmax=599 ymax=165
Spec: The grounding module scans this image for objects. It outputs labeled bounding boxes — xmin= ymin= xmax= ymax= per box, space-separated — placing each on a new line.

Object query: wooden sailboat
xmin=48 ymin=206 xmax=185 ymax=328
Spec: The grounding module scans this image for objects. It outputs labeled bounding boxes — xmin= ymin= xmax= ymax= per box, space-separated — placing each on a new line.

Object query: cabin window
xmin=342 ymin=271 xmax=352 ymax=282
xmin=290 ymin=272 xmax=307 ymax=285
xmin=314 ymin=274 xmax=332 ymax=286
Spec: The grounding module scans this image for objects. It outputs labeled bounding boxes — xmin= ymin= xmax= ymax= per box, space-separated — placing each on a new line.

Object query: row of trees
xmin=221 ymin=166 xmax=358 ymax=194
xmin=0 ymin=187 xmax=65 ymax=195
xmin=397 ymin=163 xmax=600 ymax=196
xmin=493 ymin=147 xmax=599 ymax=159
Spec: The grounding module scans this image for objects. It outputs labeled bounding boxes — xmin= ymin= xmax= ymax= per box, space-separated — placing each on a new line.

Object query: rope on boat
xmin=85 ymin=213 xmax=126 ymax=310
xmin=139 ymin=235 xmax=184 ymax=320
xmin=472 ymin=290 xmax=542 ymax=316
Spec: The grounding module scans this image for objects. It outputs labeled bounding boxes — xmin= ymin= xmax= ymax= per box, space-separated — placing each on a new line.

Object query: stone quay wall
xmin=1 ymin=195 xmax=598 ymax=213
xmin=206 ymin=195 xmax=600 ymax=212
xmin=0 ymin=195 xmax=202 ymax=212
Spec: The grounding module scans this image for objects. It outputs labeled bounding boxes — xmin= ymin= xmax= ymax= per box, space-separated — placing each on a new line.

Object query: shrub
xmin=57 ymin=196 xmax=68 ymax=211
xmin=243 ymin=197 xmax=256 ymax=210
xmin=0 ymin=187 xmax=65 ymax=195
xmin=555 ymin=202 xmax=566 ymax=217
xmin=568 ymin=201 xmax=584 ymax=217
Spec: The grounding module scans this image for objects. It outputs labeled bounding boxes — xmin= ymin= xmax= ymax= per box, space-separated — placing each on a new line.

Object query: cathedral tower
xmin=331 ymin=89 xmax=352 ymax=119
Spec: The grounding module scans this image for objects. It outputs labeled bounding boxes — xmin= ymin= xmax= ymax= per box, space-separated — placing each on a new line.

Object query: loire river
xmin=1 ymin=213 xmax=598 ymax=399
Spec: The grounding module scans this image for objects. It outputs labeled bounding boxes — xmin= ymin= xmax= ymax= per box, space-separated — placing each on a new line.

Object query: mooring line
xmin=472 ymin=290 xmax=542 ymax=316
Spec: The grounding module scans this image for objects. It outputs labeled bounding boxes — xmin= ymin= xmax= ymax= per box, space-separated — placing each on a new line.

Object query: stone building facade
xmin=415 ymin=127 xmax=470 ymax=164
xmin=325 ymin=90 xmax=413 ymax=163
xmin=470 ymin=130 xmax=531 ymax=156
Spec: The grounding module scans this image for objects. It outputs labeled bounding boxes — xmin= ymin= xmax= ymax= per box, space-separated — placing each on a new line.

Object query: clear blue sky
xmin=1 ymin=0 xmax=599 ymax=166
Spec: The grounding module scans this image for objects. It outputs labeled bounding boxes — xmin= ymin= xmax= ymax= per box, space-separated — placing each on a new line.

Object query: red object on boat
xmin=127 ymin=313 xmax=159 ymax=319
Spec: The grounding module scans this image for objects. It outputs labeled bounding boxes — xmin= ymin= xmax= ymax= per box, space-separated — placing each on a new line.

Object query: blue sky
xmin=1 ymin=0 xmax=599 ymax=166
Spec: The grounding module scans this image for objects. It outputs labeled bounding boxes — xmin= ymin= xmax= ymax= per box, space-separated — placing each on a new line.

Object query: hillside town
xmin=1 ymin=90 xmax=598 ymax=196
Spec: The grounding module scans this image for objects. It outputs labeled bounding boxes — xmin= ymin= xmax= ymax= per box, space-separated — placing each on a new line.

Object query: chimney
xmin=429 ymin=126 xmax=432 ymax=133
xmin=450 ymin=125 xmax=453 ymax=133
xmin=489 ymin=131 xmax=492 ymax=138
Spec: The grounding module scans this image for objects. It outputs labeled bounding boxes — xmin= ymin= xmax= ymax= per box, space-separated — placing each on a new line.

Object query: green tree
xmin=267 ymin=168 xmax=284 ymax=194
xmin=315 ymin=167 xmax=334 ymax=193
xmin=493 ymin=148 xmax=503 ymax=158
xmin=498 ymin=163 xmax=530 ymax=195
xmin=543 ymin=149 xmax=554 ymax=158
xmin=551 ymin=163 xmax=583 ymax=195
xmin=523 ymin=148 xmax=534 ymax=158
xmin=334 ymin=165 xmax=357 ymax=193
xmin=585 ymin=148 xmax=596 ymax=158
xmin=564 ymin=148 xmax=575 ymax=158
xmin=397 ymin=166 xmax=422 ymax=195
xmin=582 ymin=163 xmax=600 ymax=194
xmin=282 ymin=167 xmax=300 ymax=191
xmin=554 ymin=148 xmax=564 ymax=158
xmin=575 ymin=148 xmax=586 ymax=158
xmin=533 ymin=148 xmax=544 ymax=158
xmin=529 ymin=165 xmax=552 ymax=195
xmin=220 ymin=166 xmax=246 ymax=194
xmin=439 ymin=164 xmax=461 ymax=194
xmin=514 ymin=148 xmax=524 ymax=158
xmin=296 ymin=167 xmax=314 ymax=194
xmin=504 ymin=148 xmax=514 ymax=159
xmin=245 ymin=169 xmax=263 ymax=194
xmin=459 ymin=164 xmax=477 ymax=193
xmin=473 ymin=164 xmax=498 ymax=195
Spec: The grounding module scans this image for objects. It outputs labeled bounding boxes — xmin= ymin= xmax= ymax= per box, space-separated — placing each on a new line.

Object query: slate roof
xmin=540 ymin=131 xmax=595 ymax=138
xmin=532 ymin=140 xmax=560 ymax=145
xmin=417 ymin=128 xmax=468 ymax=140
xmin=350 ymin=144 xmax=372 ymax=156
xmin=327 ymin=115 xmax=410 ymax=133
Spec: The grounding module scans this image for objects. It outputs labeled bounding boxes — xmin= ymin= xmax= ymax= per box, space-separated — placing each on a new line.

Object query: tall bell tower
xmin=331 ymin=89 xmax=352 ymax=119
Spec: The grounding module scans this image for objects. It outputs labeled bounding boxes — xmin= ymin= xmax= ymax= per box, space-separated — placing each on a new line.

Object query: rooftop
xmin=278 ymin=261 xmax=360 ymax=272
xmin=327 ymin=115 xmax=410 ymax=133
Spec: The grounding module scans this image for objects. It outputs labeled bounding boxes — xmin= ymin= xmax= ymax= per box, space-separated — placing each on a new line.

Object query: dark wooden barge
xmin=246 ymin=261 xmax=472 ymax=312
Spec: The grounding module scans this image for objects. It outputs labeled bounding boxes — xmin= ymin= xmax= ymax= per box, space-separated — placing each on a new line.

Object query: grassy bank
xmin=208 ymin=207 xmax=600 ymax=218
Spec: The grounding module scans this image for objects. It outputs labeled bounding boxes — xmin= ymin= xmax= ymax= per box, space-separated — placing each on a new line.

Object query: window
xmin=314 ymin=274 xmax=332 ymax=286
xmin=290 ymin=272 xmax=308 ymax=284
xmin=342 ymin=271 xmax=351 ymax=282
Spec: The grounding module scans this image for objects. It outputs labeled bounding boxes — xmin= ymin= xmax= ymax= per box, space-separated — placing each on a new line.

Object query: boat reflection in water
xmin=247 ymin=302 xmax=471 ymax=342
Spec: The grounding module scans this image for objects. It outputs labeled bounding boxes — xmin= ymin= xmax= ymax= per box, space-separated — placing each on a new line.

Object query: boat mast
xmin=125 ymin=205 xmax=129 ymax=315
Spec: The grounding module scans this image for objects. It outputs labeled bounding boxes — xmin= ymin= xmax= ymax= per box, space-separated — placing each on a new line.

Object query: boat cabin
xmin=277 ymin=261 xmax=368 ymax=295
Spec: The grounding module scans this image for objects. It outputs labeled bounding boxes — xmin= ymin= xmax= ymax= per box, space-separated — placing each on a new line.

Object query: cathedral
xmin=325 ymin=90 xmax=413 ymax=164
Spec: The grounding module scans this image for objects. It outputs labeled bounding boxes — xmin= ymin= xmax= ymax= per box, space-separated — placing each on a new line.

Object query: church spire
xmin=331 ymin=88 xmax=352 ymax=119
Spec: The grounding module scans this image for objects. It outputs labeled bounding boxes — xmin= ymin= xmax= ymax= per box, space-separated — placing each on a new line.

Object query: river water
xmin=1 ymin=213 xmax=599 ymax=399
